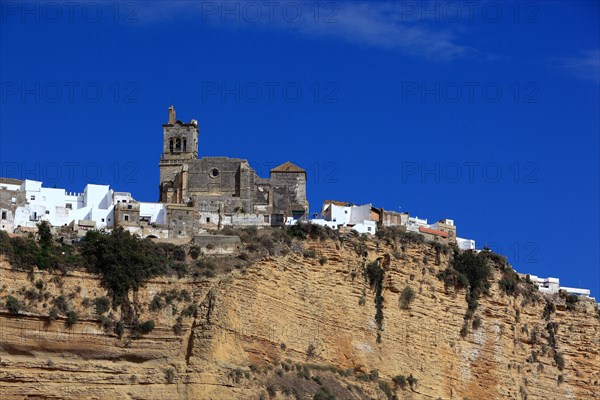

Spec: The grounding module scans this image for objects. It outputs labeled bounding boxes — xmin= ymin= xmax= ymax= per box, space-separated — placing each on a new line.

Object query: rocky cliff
xmin=1 ymin=234 xmax=599 ymax=400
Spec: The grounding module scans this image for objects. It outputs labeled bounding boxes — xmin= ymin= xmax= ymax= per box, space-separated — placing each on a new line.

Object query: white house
xmin=315 ymin=201 xmax=376 ymax=235
xmin=456 ymin=237 xmax=476 ymax=250
xmin=0 ymin=179 xmax=166 ymax=233
xmin=406 ymin=216 xmax=429 ymax=232
xmin=352 ymin=220 xmax=377 ymax=235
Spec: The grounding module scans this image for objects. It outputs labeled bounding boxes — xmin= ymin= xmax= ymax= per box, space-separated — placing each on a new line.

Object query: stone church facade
xmin=158 ymin=106 xmax=308 ymax=231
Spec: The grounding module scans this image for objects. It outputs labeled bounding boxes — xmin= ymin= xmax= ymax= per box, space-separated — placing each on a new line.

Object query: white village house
xmin=0 ymin=179 xmax=166 ymax=234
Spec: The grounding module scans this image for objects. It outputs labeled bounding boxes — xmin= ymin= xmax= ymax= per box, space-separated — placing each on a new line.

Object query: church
xmin=158 ymin=106 xmax=308 ymax=232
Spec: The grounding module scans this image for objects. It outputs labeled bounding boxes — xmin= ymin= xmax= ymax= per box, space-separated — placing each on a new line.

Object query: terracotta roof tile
xmin=270 ymin=162 xmax=305 ymax=173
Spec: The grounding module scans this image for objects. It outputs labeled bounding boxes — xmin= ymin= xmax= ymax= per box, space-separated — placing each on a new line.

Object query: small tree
xmin=37 ymin=221 xmax=53 ymax=248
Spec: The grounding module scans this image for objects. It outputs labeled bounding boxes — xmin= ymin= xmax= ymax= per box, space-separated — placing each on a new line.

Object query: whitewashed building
xmin=0 ymin=179 xmax=166 ymax=233
xmin=523 ymin=275 xmax=592 ymax=298
xmin=456 ymin=237 xmax=476 ymax=250
xmin=312 ymin=201 xmax=376 ymax=235
xmin=406 ymin=216 xmax=429 ymax=232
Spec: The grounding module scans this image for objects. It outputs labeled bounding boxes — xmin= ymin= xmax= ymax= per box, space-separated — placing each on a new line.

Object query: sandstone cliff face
xmin=1 ymin=236 xmax=599 ymax=400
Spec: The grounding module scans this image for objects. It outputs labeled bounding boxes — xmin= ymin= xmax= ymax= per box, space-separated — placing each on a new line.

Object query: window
xmin=210 ymin=168 xmax=219 ymax=178
xmin=30 ymin=195 xmax=35 ymax=200
xmin=124 ymin=215 xmax=129 ymax=222
xmin=11 ymin=198 xmax=16 ymax=204
xmin=183 ymin=138 xmax=187 ymax=151
xmin=101 ymin=218 xmax=105 ymax=222
xmin=66 ymin=203 xmax=72 ymax=209
xmin=367 ymin=227 xmax=372 ymax=231
xmin=175 ymin=138 xmax=181 ymax=149
xmin=127 ymin=204 xmax=132 ymax=209
xmin=206 ymin=217 xmax=210 ymax=223
xmin=169 ymin=139 xmax=174 ymax=153
xmin=45 ymin=210 xmax=50 ymax=215
xmin=264 ymin=215 xmax=270 ymax=223
xmin=1 ymin=211 xmax=6 ymax=220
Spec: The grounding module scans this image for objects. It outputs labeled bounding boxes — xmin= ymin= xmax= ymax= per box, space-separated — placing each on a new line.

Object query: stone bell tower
xmin=159 ymin=105 xmax=199 ymax=202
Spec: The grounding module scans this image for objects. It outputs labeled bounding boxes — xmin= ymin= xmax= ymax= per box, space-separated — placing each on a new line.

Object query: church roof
xmin=270 ymin=162 xmax=305 ymax=173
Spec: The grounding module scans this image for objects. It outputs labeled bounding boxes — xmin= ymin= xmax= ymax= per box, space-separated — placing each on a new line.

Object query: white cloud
xmin=134 ymin=1 xmax=477 ymax=62
xmin=556 ymin=50 xmax=600 ymax=84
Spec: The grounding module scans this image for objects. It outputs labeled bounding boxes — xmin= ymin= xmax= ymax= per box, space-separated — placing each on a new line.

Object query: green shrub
xmin=48 ymin=307 xmax=58 ymax=322
xmin=399 ymin=285 xmax=415 ymax=309
xmin=565 ymin=294 xmax=579 ymax=311
xmin=452 ymin=251 xmax=491 ymax=292
xmin=5 ymin=295 xmax=21 ymax=314
xmin=286 ymin=223 xmax=337 ymax=241
xmin=37 ymin=221 xmax=53 ymax=248
xmin=65 ymin=310 xmax=79 ymax=327
xmin=94 ymin=296 xmax=111 ymax=315
xmin=188 ymin=245 xmax=201 ymax=259
xmin=35 ymin=279 xmax=45 ymax=290
xmin=407 ymin=374 xmax=418 ymax=390
xmin=53 ymin=295 xmax=69 ymax=314
xmin=313 ymin=387 xmax=334 ymax=400
xmin=307 ymin=344 xmax=316 ymax=358
xmin=369 ymin=369 xmax=379 ymax=381
xmin=499 ymin=268 xmax=520 ymax=295
xmin=181 ymin=304 xmax=197 ymax=317
xmin=554 ymin=352 xmax=565 ymax=370
xmin=437 ymin=268 xmax=469 ymax=289
xmin=173 ymin=317 xmax=183 ymax=336
xmin=543 ymin=301 xmax=555 ymax=320
xmin=303 ymin=249 xmax=316 ymax=258
xmin=135 ymin=320 xmax=155 ymax=334
xmin=366 ymin=260 xmax=385 ymax=343
xmin=393 ymin=375 xmax=407 ymax=389
xmin=318 ymin=256 xmax=328 ymax=265
xmin=114 ymin=321 xmax=124 ymax=338
xmin=378 ymin=380 xmax=393 ymax=399
xmin=149 ymin=295 xmax=164 ymax=311
xmin=165 ymin=368 xmax=176 ymax=383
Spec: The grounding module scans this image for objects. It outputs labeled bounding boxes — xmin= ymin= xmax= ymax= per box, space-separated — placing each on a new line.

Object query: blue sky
xmin=1 ymin=1 xmax=598 ymax=296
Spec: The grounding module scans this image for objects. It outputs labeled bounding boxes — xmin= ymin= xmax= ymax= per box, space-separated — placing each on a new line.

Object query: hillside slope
xmin=1 ymin=234 xmax=598 ymax=400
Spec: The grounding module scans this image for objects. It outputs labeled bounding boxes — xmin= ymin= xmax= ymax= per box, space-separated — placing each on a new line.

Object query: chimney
xmin=168 ymin=105 xmax=176 ymax=124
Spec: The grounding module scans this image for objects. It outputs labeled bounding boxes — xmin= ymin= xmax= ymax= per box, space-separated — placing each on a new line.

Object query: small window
xmin=101 ymin=218 xmax=105 ymax=222
xmin=11 ymin=197 xmax=16 ymax=204
xmin=127 ymin=204 xmax=132 ymax=209
xmin=206 ymin=217 xmax=211 ymax=223
xmin=66 ymin=203 xmax=72 ymax=209
xmin=367 ymin=227 xmax=372 ymax=231
xmin=1 ymin=211 xmax=6 ymax=220
xmin=210 ymin=168 xmax=219 ymax=178
xmin=264 ymin=215 xmax=270 ymax=223
xmin=124 ymin=215 xmax=129 ymax=222
xmin=30 ymin=195 xmax=35 ymax=200
xmin=45 ymin=210 xmax=50 ymax=215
